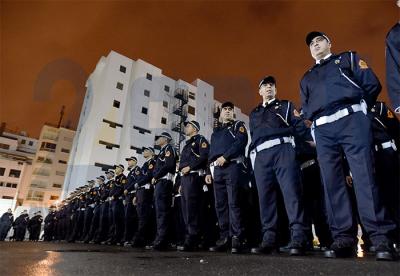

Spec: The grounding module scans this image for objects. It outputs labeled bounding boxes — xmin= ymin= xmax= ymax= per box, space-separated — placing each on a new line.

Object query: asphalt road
xmin=0 ymin=242 xmax=399 ymax=275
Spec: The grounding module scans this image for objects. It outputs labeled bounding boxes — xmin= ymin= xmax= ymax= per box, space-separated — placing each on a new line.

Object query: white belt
xmin=375 ymin=140 xmax=397 ymax=152
xmin=160 ymin=173 xmax=174 ymax=181
xmin=180 ymin=169 xmax=206 ymax=176
xmin=253 ymin=136 xmax=294 ymax=153
xmin=210 ymin=156 xmax=244 ymax=167
xmin=89 ymin=204 xmax=95 ymax=208
xmin=80 ymin=208 xmax=85 ymax=211
xmin=314 ymin=103 xmax=364 ymax=127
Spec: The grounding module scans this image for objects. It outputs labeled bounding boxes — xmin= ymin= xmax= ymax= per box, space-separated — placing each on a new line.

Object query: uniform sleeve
xmin=288 ymin=102 xmax=309 ymax=139
xmin=137 ymin=162 xmax=155 ymax=186
xmin=300 ymin=78 xmax=310 ymax=120
xmin=351 ymin=53 xmax=382 ymax=108
xmin=190 ymin=136 xmax=210 ymax=170
xmin=222 ymin=121 xmax=248 ymax=160
xmin=382 ymin=103 xmax=400 ymax=143
xmin=153 ymin=146 xmax=176 ymax=179
xmin=386 ymin=23 xmax=400 ymax=112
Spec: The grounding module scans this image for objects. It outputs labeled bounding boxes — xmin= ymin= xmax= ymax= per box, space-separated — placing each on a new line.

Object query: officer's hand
xmin=345 ymin=176 xmax=353 ymax=188
xmin=205 ymin=175 xmax=212 ymax=184
xmin=133 ymin=197 xmax=137 ymax=206
xmin=181 ymin=166 xmax=191 ymax=174
xmin=215 ymin=156 xmax=227 ymax=166
xmin=124 ymin=189 xmax=128 ymax=195
xmin=178 ymin=186 xmax=182 ymax=195
xmin=304 ymin=120 xmax=312 ymax=128
xmin=306 ymin=141 xmax=316 ymax=148
xmin=134 ymin=183 xmax=139 ymax=190
xmin=151 ymin=178 xmax=156 ymax=185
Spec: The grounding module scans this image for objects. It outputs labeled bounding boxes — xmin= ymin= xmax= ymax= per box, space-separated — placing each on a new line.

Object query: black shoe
xmin=324 ymin=240 xmax=356 ymax=258
xmin=209 ymin=238 xmax=230 ymax=252
xmin=375 ymin=242 xmax=397 ymax=261
xmin=177 ymin=243 xmax=198 ymax=252
xmin=151 ymin=241 xmax=169 ymax=251
xmin=231 ymin=236 xmax=244 ymax=254
xmin=131 ymin=238 xmax=146 ymax=248
xmin=251 ymin=242 xmax=278 ymax=255
xmin=288 ymin=240 xmax=306 ymax=256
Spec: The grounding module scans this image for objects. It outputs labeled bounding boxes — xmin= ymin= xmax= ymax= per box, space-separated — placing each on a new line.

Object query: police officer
xmin=0 ymin=209 xmax=14 ymax=241
xmin=94 ymin=170 xmax=114 ymax=244
xmin=386 ymin=1 xmax=400 ymax=114
xmin=300 ymin=31 xmax=397 ymax=260
xmin=82 ymin=180 xmax=96 ymax=241
xmin=107 ymin=164 xmax=127 ymax=245
xmin=28 ymin=211 xmax=43 ymax=241
xmin=249 ymin=77 xmax=308 ymax=256
xmin=13 ymin=210 xmax=29 ymax=241
xmin=132 ymin=147 xmax=156 ymax=247
xmin=177 ymin=120 xmax=210 ymax=251
xmin=84 ymin=176 xmax=104 ymax=243
xmin=206 ymin=101 xmax=248 ymax=254
xmin=150 ymin=132 xmax=177 ymax=250
xmin=123 ymin=156 xmax=141 ymax=246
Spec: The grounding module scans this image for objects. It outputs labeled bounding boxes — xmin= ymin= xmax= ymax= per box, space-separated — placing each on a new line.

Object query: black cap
xmin=184 ymin=120 xmax=200 ymax=131
xmin=87 ymin=180 xmax=95 ymax=184
xmin=258 ymin=76 xmax=276 ymax=88
xmin=125 ymin=156 xmax=137 ymax=162
xmin=155 ymin=132 xmax=172 ymax=141
xmin=305 ymin=31 xmax=331 ymax=46
xmin=115 ymin=164 xmax=125 ymax=171
xmin=142 ymin=146 xmax=155 ymax=153
xmin=96 ymin=175 xmax=105 ymax=181
xmin=221 ymin=102 xmax=234 ymax=109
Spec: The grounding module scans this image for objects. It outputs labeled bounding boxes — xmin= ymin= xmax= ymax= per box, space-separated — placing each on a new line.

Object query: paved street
xmin=0 ymin=242 xmax=399 ymax=275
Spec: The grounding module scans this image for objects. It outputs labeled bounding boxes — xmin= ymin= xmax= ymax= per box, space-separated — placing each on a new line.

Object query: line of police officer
xmin=41 ymin=30 xmax=399 ymax=262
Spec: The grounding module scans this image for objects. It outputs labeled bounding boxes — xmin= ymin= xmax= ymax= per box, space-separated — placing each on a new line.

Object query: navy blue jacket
xmin=300 ymin=52 xmax=381 ymax=121
xmin=179 ymin=134 xmax=209 ymax=171
xmin=109 ymin=174 xmax=127 ymax=200
xmin=125 ymin=165 xmax=141 ymax=192
xmin=249 ymin=99 xmax=304 ymax=149
xmin=136 ymin=158 xmax=156 ymax=187
xmin=370 ymin=101 xmax=400 ymax=145
xmin=386 ymin=23 xmax=400 ymax=112
xmin=153 ymin=144 xmax=177 ymax=180
xmin=209 ymin=120 xmax=248 ymax=162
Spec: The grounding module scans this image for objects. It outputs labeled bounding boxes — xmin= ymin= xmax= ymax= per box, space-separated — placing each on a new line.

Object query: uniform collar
xmin=263 ymin=98 xmax=276 ymax=107
xmin=316 ymin=53 xmax=332 ymax=64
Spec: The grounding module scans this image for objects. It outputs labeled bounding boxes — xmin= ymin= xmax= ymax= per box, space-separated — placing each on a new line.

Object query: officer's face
xmin=156 ymin=137 xmax=167 ymax=146
xmin=128 ymin=159 xmax=137 ymax=167
xmin=97 ymin=179 xmax=104 ymax=185
xmin=184 ymin=124 xmax=196 ymax=136
xmin=7 ymin=209 xmax=11 ymax=213
xmin=309 ymin=36 xmax=331 ymax=60
xmin=221 ymin=107 xmax=234 ymax=121
xmin=143 ymin=149 xmax=151 ymax=159
xmin=259 ymin=83 xmax=276 ymax=100
xmin=106 ymin=173 xmax=113 ymax=180
xmin=115 ymin=167 xmax=123 ymax=175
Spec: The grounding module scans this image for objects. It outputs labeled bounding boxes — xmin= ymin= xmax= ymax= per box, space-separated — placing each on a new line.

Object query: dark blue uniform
xmin=209 ymin=120 xmax=248 ymax=242
xmin=249 ymin=99 xmax=308 ymax=248
xmin=0 ymin=212 xmax=13 ymax=241
xmin=179 ymin=134 xmax=209 ymax=245
xmin=152 ymin=144 xmax=176 ymax=247
xmin=94 ymin=180 xmax=112 ymax=243
xmin=386 ymin=23 xmax=400 ymax=113
xmin=43 ymin=211 xmax=55 ymax=241
xmin=123 ymin=165 xmax=141 ymax=243
xmin=85 ymin=186 xmax=101 ymax=243
xmin=108 ymin=173 xmax=127 ymax=244
xmin=133 ymin=158 xmax=156 ymax=246
xmin=300 ymin=52 xmax=396 ymax=248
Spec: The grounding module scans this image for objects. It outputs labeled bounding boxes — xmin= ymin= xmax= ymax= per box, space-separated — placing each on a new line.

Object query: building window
xmin=50 ymin=195 xmax=59 ymax=200
xmin=141 ymin=107 xmax=148 ymax=115
xmin=55 ymin=171 xmax=65 ymax=176
xmin=21 ymin=139 xmax=26 ymax=144
xmin=40 ymin=142 xmax=56 ymax=152
xmin=113 ymin=100 xmax=120 ymax=108
xmin=0 ymin=143 xmax=10 ymax=150
xmin=146 ymin=73 xmax=152 ymax=81
xmin=116 ymin=82 xmax=124 ymax=90
xmin=102 ymin=119 xmax=123 ymax=128
xmin=130 ymin=146 xmax=143 ymax=154
xmin=37 ymin=156 xmax=53 ymax=164
xmin=2 ymin=196 xmax=13 ymax=199
xmin=29 ymin=141 xmax=34 ymax=146
xmin=9 ymin=169 xmax=21 ymax=178
xmin=0 ymin=167 xmax=5 ymax=176
xmin=144 ymin=89 xmax=150 ymax=97
xmin=0 ymin=182 xmax=4 ymax=186
xmin=53 ymin=183 xmax=62 ymax=188
xmin=163 ymin=101 xmax=168 ymax=108
xmin=161 ymin=117 xmax=167 ymax=125
xmin=11 ymin=184 xmax=17 ymax=188
xmin=164 ymin=85 xmax=170 ymax=92
xmin=26 ymin=190 xmax=44 ymax=201
xmin=94 ymin=162 xmax=114 ymax=172
xmin=6 ymin=183 xmax=17 ymax=188
xmin=99 ymin=140 xmax=120 ymax=150
xmin=188 ymin=105 xmax=196 ymax=115
xmin=58 ymin=160 xmax=67 ymax=164
xmin=33 ymin=168 xmax=50 ymax=177
xmin=189 ymin=92 xmax=196 ymax=100
xmin=133 ymin=126 xmax=151 ymax=134
xmin=120 ymin=65 xmax=126 ymax=73
xmin=61 ymin=148 xmax=70 ymax=154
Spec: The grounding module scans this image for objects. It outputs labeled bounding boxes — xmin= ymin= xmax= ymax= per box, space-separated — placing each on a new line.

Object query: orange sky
xmin=0 ymin=0 xmax=398 ymax=138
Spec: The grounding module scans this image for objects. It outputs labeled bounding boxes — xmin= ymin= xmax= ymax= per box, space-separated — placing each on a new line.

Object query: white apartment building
xmin=63 ymin=50 xmax=249 ymax=196
xmin=22 ymin=124 xmax=75 ymax=208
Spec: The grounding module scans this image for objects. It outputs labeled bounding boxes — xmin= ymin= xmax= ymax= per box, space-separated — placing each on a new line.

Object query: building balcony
xmin=174 ymin=88 xmax=188 ymax=104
